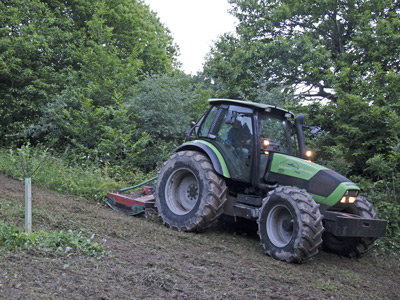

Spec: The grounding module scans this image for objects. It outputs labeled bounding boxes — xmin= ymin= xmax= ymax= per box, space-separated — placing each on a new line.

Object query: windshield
xmin=259 ymin=114 xmax=295 ymax=155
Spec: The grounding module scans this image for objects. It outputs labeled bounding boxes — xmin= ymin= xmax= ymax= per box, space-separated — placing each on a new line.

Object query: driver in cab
xmin=225 ymin=119 xmax=252 ymax=159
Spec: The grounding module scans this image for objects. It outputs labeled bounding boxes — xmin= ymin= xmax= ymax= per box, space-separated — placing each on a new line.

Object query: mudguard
xmin=175 ymin=141 xmax=231 ymax=179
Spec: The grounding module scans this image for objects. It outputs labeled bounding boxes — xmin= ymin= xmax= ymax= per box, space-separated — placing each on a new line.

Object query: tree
xmin=204 ymin=0 xmax=400 ymax=107
xmin=0 ymin=0 xmax=178 ymax=146
xmin=202 ymin=33 xmax=259 ymax=99
xmin=0 ymin=0 xmax=69 ymax=145
xmin=305 ymin=96 xmax=400 ymax=176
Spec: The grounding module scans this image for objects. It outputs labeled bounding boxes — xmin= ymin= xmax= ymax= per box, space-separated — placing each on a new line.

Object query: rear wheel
xmin=258 ymin=186 xmax=324 ymax=263
xmin=322 ymin=196 xmax=377 ymax=257
xmin=155 ymin=151 xmax=227 ymax=232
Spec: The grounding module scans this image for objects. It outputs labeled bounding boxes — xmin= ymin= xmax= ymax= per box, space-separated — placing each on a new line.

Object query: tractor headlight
xmin=340 ymin=190 xmax=359 ymax=204
xmin=348 ymin=197 xmax=357 ymax=203
xmin=341 ymin=196 xmax=357 ymax=204
xmin=261 ymin=139 xmax=271 ymax=154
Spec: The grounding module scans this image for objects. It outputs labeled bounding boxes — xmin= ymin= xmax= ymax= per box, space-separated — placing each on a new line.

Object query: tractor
xmin=153 ymin=98 xmax=386 ymax=263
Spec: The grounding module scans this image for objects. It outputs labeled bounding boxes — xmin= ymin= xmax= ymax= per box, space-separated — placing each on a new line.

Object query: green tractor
xmin=155 ymin=99 xmax=387 ymax=263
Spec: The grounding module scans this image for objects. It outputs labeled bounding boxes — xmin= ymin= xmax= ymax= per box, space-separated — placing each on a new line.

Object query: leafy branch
xmin=9 ymin=143 xmax=48 ymax=178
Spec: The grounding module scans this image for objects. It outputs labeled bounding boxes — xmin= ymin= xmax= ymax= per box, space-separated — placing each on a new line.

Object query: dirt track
xmin=0 ymin=174 xmax=399 ymax=300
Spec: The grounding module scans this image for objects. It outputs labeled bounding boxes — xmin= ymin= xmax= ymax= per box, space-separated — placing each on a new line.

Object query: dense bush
xmin=24 ymin=73 xmax=210 ymax=177
xmin=127 ymin=73 xmax=211 ymax=170
xmin=29 ymin=89 xmax=150 ymax=180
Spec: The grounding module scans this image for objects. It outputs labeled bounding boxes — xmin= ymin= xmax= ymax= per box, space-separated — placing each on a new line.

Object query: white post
xmin=25 ymin=177 xmax=32 ymax=235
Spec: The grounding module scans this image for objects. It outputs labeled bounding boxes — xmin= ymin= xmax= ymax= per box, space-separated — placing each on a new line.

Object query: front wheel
xmin=258 ymin=186 xmax=324 ymax=263
xmin=155 ymin=151 xmax=227 ymax=232
xmin=322 ymin=196 xmax=377 ymax=258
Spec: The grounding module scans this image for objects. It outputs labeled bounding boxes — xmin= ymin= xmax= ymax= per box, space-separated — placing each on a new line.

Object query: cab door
xmin=198 ymin=104 xmax=254 ymax=182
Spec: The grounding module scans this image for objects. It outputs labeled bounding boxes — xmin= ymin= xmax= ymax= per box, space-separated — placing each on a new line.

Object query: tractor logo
xmin=278 ymin=160 xmax=301 ymax=175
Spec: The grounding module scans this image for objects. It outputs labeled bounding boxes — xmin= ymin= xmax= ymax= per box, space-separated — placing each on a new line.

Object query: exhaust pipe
xmin=295 ymin=114 xmax=306 ymax=159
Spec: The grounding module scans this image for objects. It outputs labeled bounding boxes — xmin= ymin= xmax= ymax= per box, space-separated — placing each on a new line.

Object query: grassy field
xmin=0 ymin=173 xmax=399 ymax=300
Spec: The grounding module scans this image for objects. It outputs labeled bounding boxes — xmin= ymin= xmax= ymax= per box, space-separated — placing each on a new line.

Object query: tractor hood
xmin=266 ymin=153 xmax=360 ymax=206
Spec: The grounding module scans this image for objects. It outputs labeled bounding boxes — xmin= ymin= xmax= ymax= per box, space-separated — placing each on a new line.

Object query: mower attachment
xmin=106 ymin=177 xmax=157 ymax=216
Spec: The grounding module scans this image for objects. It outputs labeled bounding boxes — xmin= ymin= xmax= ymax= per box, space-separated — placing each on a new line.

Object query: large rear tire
xmin=322 ymin=196 xmax=377 ymax=258
xmin=155 ymin=151 xmax=227 ymax=232
xmin=258 ymin=186 xmax=324 ymax=263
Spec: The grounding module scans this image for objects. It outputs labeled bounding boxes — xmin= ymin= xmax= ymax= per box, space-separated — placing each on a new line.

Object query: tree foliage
xmin=305 ymin=96 xmax=400 ymax=176
xmin=27 ymin=72 xmax=210 ymax=175
xmin=0 ymin=0 xmax=178 ymax=146
xmin=127 ymin=73 xmax=211 ymax=170
xmin=205 ymin=0 xmax=400 ymax=104
xmin=203 ymin=0 xmax=400 ymax=176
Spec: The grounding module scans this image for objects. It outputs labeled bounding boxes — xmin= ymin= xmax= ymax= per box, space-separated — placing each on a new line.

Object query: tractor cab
xmin=186 ymin=99 xmax=305 ymax=189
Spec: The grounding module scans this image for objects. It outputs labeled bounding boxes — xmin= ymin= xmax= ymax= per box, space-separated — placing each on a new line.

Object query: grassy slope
xmin=0 ymin=173 xmax=399 ymax=300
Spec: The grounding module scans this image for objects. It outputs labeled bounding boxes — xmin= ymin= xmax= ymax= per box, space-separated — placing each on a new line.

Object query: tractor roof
xmin=208 ymin=99 xmax=294 ymax=118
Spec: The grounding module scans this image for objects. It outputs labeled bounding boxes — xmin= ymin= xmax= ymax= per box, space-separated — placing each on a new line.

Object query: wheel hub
xmin=165 ymin=168 xmax=200 ymax=215
xmin=187 ymin=184 xmax=199 ymax=201
xmin=282 ymin=219 xmax=293 ymax=232
xmin=267 ymin=205 xmax=294 ymax=248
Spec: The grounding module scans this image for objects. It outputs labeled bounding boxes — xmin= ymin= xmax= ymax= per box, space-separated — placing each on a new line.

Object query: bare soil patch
xmin=0 ymin=174 xmax=399 ymax=299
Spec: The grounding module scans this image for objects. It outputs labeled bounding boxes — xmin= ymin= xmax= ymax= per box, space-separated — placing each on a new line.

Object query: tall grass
xmin=0 ymin=147 xmax=154 ymax=202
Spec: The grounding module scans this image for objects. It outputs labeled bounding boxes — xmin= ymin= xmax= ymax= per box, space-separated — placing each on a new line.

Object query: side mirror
xmin=310 ymin=126 xmax=321 ymax=135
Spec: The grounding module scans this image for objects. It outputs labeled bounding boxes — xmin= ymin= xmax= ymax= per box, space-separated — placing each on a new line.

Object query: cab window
xmin=198 ymin=106 xmax=218 ymax=137
xmin=197 ymin=104 xmax=255 ymax=181
xmin=259 ymin=115 xmax=292 ymax=155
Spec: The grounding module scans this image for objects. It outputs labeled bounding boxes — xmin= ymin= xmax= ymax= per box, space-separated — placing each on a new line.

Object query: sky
xmin=144 ymin=0 xmax=237 ymax=74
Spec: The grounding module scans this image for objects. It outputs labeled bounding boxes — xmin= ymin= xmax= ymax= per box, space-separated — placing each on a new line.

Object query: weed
xmin=0 ymin=221 xmax=107 ymax=257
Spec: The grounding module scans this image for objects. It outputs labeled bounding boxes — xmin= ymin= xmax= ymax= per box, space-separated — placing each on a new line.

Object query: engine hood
xmin=266 ymin=153 xmax=360 ymax=206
